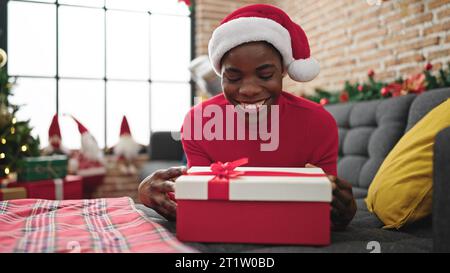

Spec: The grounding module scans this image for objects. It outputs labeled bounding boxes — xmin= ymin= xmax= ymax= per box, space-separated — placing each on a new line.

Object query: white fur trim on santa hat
xmin=209 ymin=17 xmax=294 ymax=74
xmin=208 ymin=17 xmax=320 ymax=82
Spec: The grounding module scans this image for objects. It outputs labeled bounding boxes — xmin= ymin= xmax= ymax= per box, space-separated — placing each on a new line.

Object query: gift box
xmin=0 ymin=187 xmax=27 ymax=201
xmin=17 ymin=155 xmax=68 ymax=182
xmin=175 ymin=158 xmax=332 ymax=245
xmin=8 ymin=175 xmax=83 ymax=200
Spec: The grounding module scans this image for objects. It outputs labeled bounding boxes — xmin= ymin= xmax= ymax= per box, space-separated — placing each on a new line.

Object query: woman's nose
xmin=239 ymin=80 xmax=263 ymax=98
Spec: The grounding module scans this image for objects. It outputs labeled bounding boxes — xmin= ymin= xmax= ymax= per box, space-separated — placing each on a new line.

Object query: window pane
xmin=150 ymin=15 xmax=191 ymax=81
xmin=106 ymin=81 xmax=149 ymax=147
xmin=59 ymin=79 xmax=105 ymax=149
xmin=148 ymin=0 xmax=190 ymax=16
xmin=19 ymin=0 xmax=55 ymax=3
xmin=106 ymin=0 xmax=190 ymax=15
xmin=7 ymin=1 xmax=56 ymax=76
xmin=58 ymin=0 xmax=104 ymax=7
xmin=106 ymin=11 xmax=149 ymax=80
xmin=105 ymin=0 xmax=149 ymax=11
xmin=59 ymin=6 xmax=105 ymax=78
xmin=9 ymin=78 xmax=56 ymax=148
xmin=151 ymin=83 xmax=190 ymax=132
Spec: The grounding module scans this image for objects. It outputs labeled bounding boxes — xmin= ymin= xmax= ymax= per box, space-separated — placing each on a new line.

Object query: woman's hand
xmin=138 ymin=167 xmax=186 ymax=221
xmin=306 ymin=164 xmax=357 ymax=231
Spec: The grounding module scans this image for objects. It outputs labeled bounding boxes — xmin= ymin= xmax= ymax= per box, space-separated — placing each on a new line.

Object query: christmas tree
xmin=0 ymin=61 xmax=40 ymax=178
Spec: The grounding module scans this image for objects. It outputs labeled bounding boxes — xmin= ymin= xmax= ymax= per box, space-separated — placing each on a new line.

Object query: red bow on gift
xmin=209 ymin=158 xmax=248 ymax=182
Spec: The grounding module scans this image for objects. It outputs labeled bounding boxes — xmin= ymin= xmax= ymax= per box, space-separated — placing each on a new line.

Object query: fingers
xmin=155 ymin=204 xmax=177 ymax=221
xmin=139 ymin=166 xmax=185 ymax=220
xmin=150 ymin=179 xmax=175 ymax=193
xmin=333 ymin=176 xmax=353 ymax=191
xmin=331 ymin=177 xmax=353 ymax=206
xmin=154 ymin=167 xmax=185 ymax=181
xmin=330 ymin=207 xmax=341 ymax=223
xmin=305 ymin=163 xmax=318 ymax=168
xmin=151 ymin=191 xmax=177 ymax=221
xmin=331 ymin=195 xmax=347 ymax=213
xmin=161 ymin=198 xmax=177 ymax=215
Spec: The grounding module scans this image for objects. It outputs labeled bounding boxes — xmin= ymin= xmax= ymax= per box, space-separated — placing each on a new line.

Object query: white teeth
xmin=240 ymin=99 xmax=266 ymax=110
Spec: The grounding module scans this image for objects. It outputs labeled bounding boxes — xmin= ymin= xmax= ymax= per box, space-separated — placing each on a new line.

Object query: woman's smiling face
xmin=220 ymin=41 xmax=285 ymax=110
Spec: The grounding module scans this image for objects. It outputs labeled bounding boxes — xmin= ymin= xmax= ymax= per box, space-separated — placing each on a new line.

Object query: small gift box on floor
xmin=17 ymin=155 xmax=68 ymax=182
xmin=7 ymin=175 xmax=83 ymax=200
xmin=0 ymin=187 xmax=27 ymax=201
xmin=175 ymin=158 xmax=332 ymax=245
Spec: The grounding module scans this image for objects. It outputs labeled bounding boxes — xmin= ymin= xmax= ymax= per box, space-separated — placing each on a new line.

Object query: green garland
xmin=306 ymin=63 xmax=450 ymax=105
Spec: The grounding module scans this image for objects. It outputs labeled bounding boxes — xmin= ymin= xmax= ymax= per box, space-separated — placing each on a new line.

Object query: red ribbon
xmin=188 ymin=158 xmax=327 ymax=200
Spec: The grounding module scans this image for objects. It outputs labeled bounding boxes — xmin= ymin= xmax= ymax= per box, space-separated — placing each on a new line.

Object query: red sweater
xmin=181 ymin=91 xmax=338 ymax=176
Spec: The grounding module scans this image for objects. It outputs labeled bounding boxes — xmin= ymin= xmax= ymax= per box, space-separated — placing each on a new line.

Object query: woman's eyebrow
xmin=256 ymin=64 xmax=276 ymax=71
xmin=224 ymin=67 xmax=241 ymax=73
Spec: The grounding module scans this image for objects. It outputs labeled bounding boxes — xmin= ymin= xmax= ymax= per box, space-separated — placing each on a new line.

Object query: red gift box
xmin=8 ymin=175 xmax=83 ymax=200
xmin=175 ymin=158 xmax=332 ymax=245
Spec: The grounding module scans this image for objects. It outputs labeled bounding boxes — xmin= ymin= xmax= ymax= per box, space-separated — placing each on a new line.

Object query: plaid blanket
xmin=0 ymin=197 xmax=195 ymax=253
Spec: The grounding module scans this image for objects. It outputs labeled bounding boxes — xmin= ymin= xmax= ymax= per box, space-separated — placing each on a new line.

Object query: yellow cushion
xmin=365 ymin=98 xmax=450 ymax=229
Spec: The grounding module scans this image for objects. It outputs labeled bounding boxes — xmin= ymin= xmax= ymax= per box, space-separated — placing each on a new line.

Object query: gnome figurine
xmin=42 ymin=114 xmax=70 ymax=156
xmin=113 ymin=116 xmax=141 ymax=175
xmin=64 ymin=115 xmax=105 ymax=175
xmin=69 ymin=115 xmax=104 ymax=163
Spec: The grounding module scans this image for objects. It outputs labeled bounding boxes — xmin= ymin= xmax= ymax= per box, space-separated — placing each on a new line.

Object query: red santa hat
xmin=208 ymin=4 xmax=319 ymax=82
xmin=120 ymin=116 xmax=132 ymax=137
xmin=48 ymin=114 xmax=61 ymax=139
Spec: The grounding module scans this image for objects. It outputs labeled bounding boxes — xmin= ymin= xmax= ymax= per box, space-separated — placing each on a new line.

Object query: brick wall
xmin=195 ymin=0 xmax=272 ymax=56
xmin=195 ymin=0 xmax=450 ymax=96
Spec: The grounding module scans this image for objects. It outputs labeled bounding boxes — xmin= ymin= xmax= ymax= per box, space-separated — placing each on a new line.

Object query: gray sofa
xmin=137 ymin=88 xmax=450 ymax=253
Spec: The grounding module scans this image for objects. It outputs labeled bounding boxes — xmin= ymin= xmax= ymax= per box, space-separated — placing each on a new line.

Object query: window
xmin=6 ymin=0 xmax=193 ymax=149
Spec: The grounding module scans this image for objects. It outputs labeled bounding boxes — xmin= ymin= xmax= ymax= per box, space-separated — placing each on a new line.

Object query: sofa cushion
xmin=326 ymin=95 xmax=415 ymax=191
xmin=352 ymin=187 xmax=368 ymax=199
xmin=326 ymin=103 xmax=353 ymax=157
xmin=406 ymin=88 xmax=450 ymax=132
xmin=149 ymin=131 xmax=184 ymax=161
xmin=366 ymin=98 xmax=450 ymax=229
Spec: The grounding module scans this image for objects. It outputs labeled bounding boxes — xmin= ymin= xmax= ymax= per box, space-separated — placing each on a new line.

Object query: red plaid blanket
xmin=0 ymin=197 xmax=195 ymax=253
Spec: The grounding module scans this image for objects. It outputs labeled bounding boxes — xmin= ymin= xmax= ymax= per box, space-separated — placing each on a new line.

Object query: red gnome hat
xmin=70 ymin=115 xmax=89 ymax=135
xmin=208 ymin=4 xmax=319 ymax=82
xmin=43 ymin=113 xmax=70 ymax=155
xmin=48 ymin=114 xmax=61 ymax=139
xmin=120 ymin=116 xmax=132 ymax=137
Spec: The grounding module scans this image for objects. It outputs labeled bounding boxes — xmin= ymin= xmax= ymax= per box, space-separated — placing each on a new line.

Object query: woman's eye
xmin=226 ymin=76 xmax=241 ymax=82
xmin=260 ymin=74 xmax=273 ymax=80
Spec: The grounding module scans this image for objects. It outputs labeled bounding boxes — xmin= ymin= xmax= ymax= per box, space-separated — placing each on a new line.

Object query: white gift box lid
xmin=175 ymin=166 xmax=332 ymax=202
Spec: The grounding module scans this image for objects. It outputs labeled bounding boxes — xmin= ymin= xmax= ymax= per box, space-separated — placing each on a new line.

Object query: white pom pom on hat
xmin=208 ymin=4 xmax=320 ymax=82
